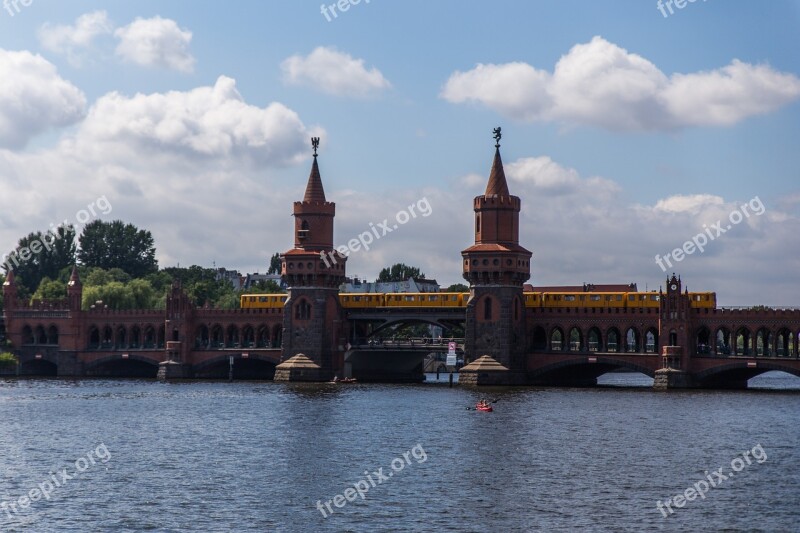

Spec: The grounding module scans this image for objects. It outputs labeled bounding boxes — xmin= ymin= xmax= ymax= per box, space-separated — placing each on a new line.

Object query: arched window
xmin=295 ymin=299 xmax=311 ymax=320
xmin=484 ymin=297 xmax=492 ymax=320
xmin=475 ymin=214 xmax=481 ymax=234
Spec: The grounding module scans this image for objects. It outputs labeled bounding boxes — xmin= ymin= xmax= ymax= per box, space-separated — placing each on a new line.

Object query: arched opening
xmin=196 ymin=325 xmax=210 ymax=349
xmin=172 ymin=328 xmax=180 ymax=342
xmin=645 ymin=328 xmax=659 ymax=353
xmin=550 ymin=327 xmax=564 ymax=352
xmin=211 ymin=325 xmax=224 ymax=348
xmin=131 ymin=326 xmax=141 ymax=348
xmin=668 ymin=330 xmax=678 ymax=346
xmin=271 ymin=325 xmax=282 ymax=348
xmin=625 ymin=327 xmax=640 ymax=353
xmin=748 ymin=370 xmax=800 ymax=390
xmin=157 ymin=325 xmax=165 ymax=348
xmin=606 ymin=328 xmax=620 ymax=353
xmin=102 ymin=326 xmax=113 ymax=349
xmin=115 ymin=326 xmax=127 ymax=349
xmin=475 ymin=214 xmax=480 ymax=234
xmin=21 ymin=325 xmax=34 ymax=345
xmin=695 ymin=327 xmax=711 ymax=355
xmin=242 ymin=325 xmax=255 ymax=348
xmin=256 ymin=325 xmax=269 ymax=348
xmin=776 ymin=328 xmax=792 ymax=357
xmin=531 ymin=326 xmax=547 ymax=351
xmin=736 ymin=327 xmax=751 ymax=356
xmin=716 ymin=328 xmax=731 ymax=355
xmin=88 ymin=326 xmax=100 ymax=349
xmin=35 ymin=325 xmax=47 ymax=344
xmin=587 ymin=327 xmax=601 ymax=352
xmin=226 ymin=325 xmax=240 ymax=348
xmin=483 ymin=297 xmax=492 ymax=321
xmin=141 ymin=326 xmax=153 ymax=348
xmin=755 ymin=328 xmax=772 ymax=357
xmin=568 ymin=327 xmax=582 ymax=352
xmin=47 ymin=325 xmax=58 ymax=345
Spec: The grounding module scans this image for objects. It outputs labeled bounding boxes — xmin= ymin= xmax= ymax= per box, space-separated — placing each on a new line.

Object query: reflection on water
xmin=0 ymin=372 xmax=798 ymax=532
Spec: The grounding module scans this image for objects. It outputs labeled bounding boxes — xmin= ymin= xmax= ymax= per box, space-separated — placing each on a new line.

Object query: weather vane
xmin=493 ymin=127 xmax=502 ymax=148
xmin=311 ymin=137 xmax=320 ymax=157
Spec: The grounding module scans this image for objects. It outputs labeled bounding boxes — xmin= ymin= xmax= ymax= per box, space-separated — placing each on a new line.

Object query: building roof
xmin=303 ymin=156 xmax=326 ymax=203
xmin=524 ymin=283 xmax=638 ymax=292
xmin=484 ymin=146 xmax=510 ymax=197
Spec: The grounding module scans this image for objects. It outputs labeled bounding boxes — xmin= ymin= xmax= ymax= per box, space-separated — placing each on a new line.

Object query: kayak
xmin=475 ymin=403 xmax=493 ymax=412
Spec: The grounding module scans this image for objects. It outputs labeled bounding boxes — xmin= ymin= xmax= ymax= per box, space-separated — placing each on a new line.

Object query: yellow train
xmin=240 ymin=291 xmax=716 ymax=310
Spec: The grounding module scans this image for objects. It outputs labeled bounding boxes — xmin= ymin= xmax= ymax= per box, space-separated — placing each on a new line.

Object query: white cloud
xmin=38 ymin=10 xmax=113 ymax=65
xmin=653 ymin=194 xmax=724 ymax=214
xmin=441 ymin=36 xmax=800 ymax=131
xmin=0 ymin=49 xmax=86 ymax=149
xmin=281 ymin=46 xmax=391 ymax=97
xmin=61 ymin=75 xmax=319 ymax=168
xmin=114 ymin=16 xmax=195 ymax=73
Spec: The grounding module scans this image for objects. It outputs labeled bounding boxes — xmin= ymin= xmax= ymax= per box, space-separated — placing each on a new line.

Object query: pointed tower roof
xmin=3 ymin=268 xmax=15 ymax=286
xmin=303 ymin=137 xmax=327 ymax=203
xmin=484 ymin=146 xmax=510 ymax=197
xmin=68 ymin=265 xmax=81 ymax=286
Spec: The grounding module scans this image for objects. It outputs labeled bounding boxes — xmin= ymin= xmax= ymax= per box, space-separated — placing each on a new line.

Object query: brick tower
xmin=275 ymin=137 xmax=347 ymax=382
xmin=460 ymin=128 xmax=532 ymax=385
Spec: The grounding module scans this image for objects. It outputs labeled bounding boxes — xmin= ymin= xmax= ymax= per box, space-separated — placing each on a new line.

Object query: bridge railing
xmin=351 ymin=337 xmax=465 ymax=349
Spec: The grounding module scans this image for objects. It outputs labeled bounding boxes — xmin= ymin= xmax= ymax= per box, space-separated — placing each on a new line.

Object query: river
xmin=1 ymin=372 xmax=798 ymax=532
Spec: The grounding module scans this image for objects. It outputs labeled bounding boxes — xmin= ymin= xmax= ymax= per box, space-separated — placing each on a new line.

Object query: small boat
xmin=332 ymin=377 xmax=357 ymax=384
xmin=475 ymin=403 xmax=493 ymax=412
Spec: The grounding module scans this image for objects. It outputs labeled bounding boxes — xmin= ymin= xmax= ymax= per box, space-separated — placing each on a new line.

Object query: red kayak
xmin=476 ymin=403 xmax=493 ymax=412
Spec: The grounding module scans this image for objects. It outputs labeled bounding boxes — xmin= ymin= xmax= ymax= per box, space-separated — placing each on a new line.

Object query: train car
xmin=240 ymin=294 xmax=287 ymax=309
xmin=688 ymin=292 xmax=716 ymax=309
xmin=384 ymin=292 xmax=464 ymax=307
xmin=339 ymin=293 xmax=386 ymax=308
xmin=523 ymin=292 xmax=542 ymax=308
xmin=625 ymin=292 xmax=661 ymax=309
xmin=542 ymin=292 xmax=627 ymax=308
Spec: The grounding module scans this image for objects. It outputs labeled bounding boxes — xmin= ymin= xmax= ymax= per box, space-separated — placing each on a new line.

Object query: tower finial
xmin=311 ymin=136 xmax=320 ymax=157
xmin=493 ymin=127 xmax=502 ymax=148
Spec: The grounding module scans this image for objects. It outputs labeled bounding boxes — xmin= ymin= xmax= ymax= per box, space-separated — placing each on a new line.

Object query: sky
xmin=0 ymin=0 xmax=799 ymax=306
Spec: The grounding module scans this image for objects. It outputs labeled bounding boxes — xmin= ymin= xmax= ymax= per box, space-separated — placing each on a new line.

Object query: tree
xmin=445 ymin=283 xmax=469 ymax=292
xmin=32 ymin=277 xmax=67 ymax=301
xmin=78 ymin=220 xmax=157 ymax=278
xmin=268 ymin=253 xmax=282 ymax=275
xmin=377 ymin=263 xmax=425 ymax=282
xmin=2 ymin=225 xmax=77 ymax=293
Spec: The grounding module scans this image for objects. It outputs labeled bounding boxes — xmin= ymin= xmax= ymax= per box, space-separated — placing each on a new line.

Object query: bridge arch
xmin=47 ymin=325 xmax=58 ymax=345
xmin=192 ymin=353 xmax=277 ymax=380
xmin=529 ymin=356 xmax=656 ymax=385
xmin=272 ymin=324 xmax=282 ymax=348
xmin=19 ymin=357 xmax=57 ymax=376
xmin=116 ymin=326 xmax=127 ymax=349
xmin=211 ymin=324 xmax=224 ymax=348
xmin=226 ymin=325 xmax=240 ymax=347
xmin=84 ymin=354 xmax=160 ymax=378
xmin=195 ymin=325 xmax=210 ymax=349
xmin=645 ymin=327 xmax=658 ymax=353
xmin=35 ymin=325 xmax=47 ymax=344
xmin=694 ymin=361 xmax=800 ymax=388
xmin=131 ymin=325 xmax=142 ymax=348
xmin=242 ymin=325 xmax=255 ymax=347
xmin=776 ymin=328 xmax=795 ymax=357
xmin=21 ymin=324 xmax=34 ymax=345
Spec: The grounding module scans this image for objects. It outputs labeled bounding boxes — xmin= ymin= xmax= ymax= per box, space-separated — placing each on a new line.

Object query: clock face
xmin=670 ymin=284 xmax=677 ymax=290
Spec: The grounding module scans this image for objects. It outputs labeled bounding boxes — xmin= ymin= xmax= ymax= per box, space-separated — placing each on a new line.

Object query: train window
xmin=565 ymin=295 xmax=575 ymax=301
xmin=616 ymin=295 xmax=622 ymax=301
xmin=650 ymin=295 xmax=659 ymax=301
xmin=259 ymin=296 xmax=267 ymax=302
xmin=354 ymin=296 xmax=361 ymax=302
xmin=405 ymin=296 xmax=415 ymax=302
xmin=590 ymin=295 xmax=600 ymax=301
xmin=628 ymin=295 xmax=635 ymax=301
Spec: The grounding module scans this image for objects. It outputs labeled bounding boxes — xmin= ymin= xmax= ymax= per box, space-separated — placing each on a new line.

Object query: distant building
xmin=340 ymin=277 xmax=440 ymax=293
xmin=215 ymin=269 xmax=286 ymax=291
xmin=243 ymin=273 xmax=285 ymax=290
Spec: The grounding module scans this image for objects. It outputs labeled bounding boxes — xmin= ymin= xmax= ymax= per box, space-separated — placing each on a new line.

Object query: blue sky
xmin=1 ymin=0 xmax=799 ymax=304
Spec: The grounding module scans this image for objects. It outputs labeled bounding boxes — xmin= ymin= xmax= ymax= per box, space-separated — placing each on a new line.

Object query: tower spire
xmin=303 ymin=137 xmax=326 ymax=203
xmin=485 ymin=127 xmax=509 ymax=197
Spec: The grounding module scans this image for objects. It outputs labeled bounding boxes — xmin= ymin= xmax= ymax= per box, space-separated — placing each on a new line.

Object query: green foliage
xmin=79 ymin=268 xmax=162 ymax=310
xmin=247 ymin=280 xmax=283 ymax=293
xmin=268 ymin=253 xmax=282 ymax=275
xmin=163 ymin=265 xmax=232 ymax=307
xmin=444 ymin=283 xmax=469 ymax=292
xmin=377 ymin=263 xmax=425 ymax=282
xmin=32 ymin=277 xmax=67 ymax=301
xmin=78 ymin=220 xmax=158 ymax=278
xmin=2 ymin=225 xmax=77 ymax=293
xmin=0 ymin=352 xmax=18 ymax=370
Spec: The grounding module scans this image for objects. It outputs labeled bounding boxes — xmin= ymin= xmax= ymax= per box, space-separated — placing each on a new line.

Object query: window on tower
xmin=484 ymin=297 xmax=492 ymax=320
